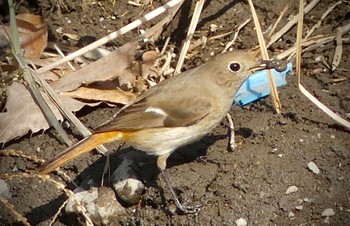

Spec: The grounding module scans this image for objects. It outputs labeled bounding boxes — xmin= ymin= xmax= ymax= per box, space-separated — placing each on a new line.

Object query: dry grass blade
xmin=276 ymin=35 xmax=335 ymax=60
xmin=7 ymin=0 xmax=72 ymax=146
xmin=295 ymin=0 xmax=350 ymax=129
xmin=33 ymin=68 xmax=109 ymax=155
xmin=223 ymin=19 xmax=251 ymax=53
xmin=268 ymin=5 xmax=289 ymax=38
xmin=304 ymin=1 xmax=342 ymax=40
xmin=174 ymin=0 xmax=205 ymax=74
xmin=49 ymin=199 xmax=70 ymax=226
xmin=0 ymin=196 xmax=30 ymax=226
xmin=226 ymin=113 xmax=236 ymax=151
xmin=296 ymin=0 xmax=303 ymax=84
xmin=332 ymin=23 xmax=350 ymax=71
xmin=247 ymin=0 xmax=281 ymax=114
xmin=267 ymin=0 xmax=320 ymax=48
xmin=36 ymin=0 xmax=185 ymax=74
xmin=53 ymin=43 xmax=75 ymax=71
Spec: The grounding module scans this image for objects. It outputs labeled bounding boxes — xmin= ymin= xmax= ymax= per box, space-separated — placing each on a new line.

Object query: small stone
xmin=112 ymin=158 xmax=145 ymax=205
xmin=235 ymin=218 xmax=247 ymax=226
xmin=303 ymin=198 xmax=312 ymax=203
xmin=296 ymin=198 xmax=303 ymax=204
xmin=324 ymin=217 xmax=330 ymax=224
xmin=288 ymin=211 xmax=295 ymax=218
xmin=337 ymin=176 xmax=344 ymax=181
xmin=285 ymin=185 xmax=298 ymax=194
xmin=295 ymin=205 xmax=303 ymax=210
xmin=210 ymin=24 xmax=218 ymax=32
xmin=168 ymin=203 xmax=177 ymax=215
xmin=321 ymin=208 xmax=335 ymax=217
xmin=0 ymin=179 xmax=11 ymax=199
xmin=308 ymin=161 xmax=320 ymax=175
xmin=66 ymin=185 xmax=126 ymax=225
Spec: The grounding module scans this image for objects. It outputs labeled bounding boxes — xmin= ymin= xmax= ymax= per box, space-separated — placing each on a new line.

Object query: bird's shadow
xmin=31 ymin=127 xmax=253 ymax=223
xmin=66 ymin=133 xmax=229 ymax=212
xmin=74 ymin=132 xmax=228 ymax=188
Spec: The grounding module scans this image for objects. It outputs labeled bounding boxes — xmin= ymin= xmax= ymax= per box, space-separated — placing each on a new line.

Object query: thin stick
xmin=267 ymin=0 xmax=320 ymax=48
xmin=276 ymin=35 xmax=335 ymax=59
xmin=332 ymin=23 xmax=350 ymax=71
xmin=295 ymin=0 xmax=350 ymax=129
xmin=226 ymin=113 xmax=236 ymax=151
xmin=174 ymin=0 xmax=205 ymax=75
xmin=304 ymin=1 xmax=342 ymax=40
xmin=53 ymin=44 xmax=76 ymax=71
xmin=296 ymin=0 xmax=303 ymax=84
xmin=248 ymin=0 xmax=281 ymax=114
xmin=268 ymin=5 xmax=289 ymax=38
xmin=223 ymin=19 xmax=251 ymax=53
xmin=7 ymin=0 xmax=72 ymax=146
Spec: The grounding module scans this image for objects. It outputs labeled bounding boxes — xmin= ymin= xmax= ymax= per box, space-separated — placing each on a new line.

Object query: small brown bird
xmin=38 ymin=50 xmax=276 ymax=213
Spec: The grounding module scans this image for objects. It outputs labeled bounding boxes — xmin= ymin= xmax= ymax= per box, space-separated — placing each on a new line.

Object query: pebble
xmin=303 ymin=198 xmax=312 ymax=203
xmin=235 ymin=218 xmax=247 ymax=226
xmin=307 ymin=161 xmax=320 ymax=175
xmin=295 ymin=205 xmax=303 ymax=210
xmin=112 ymin=157 xmax=145 ymax=205
xmin=324 ymin=217 xmax=330 ymax=224
xmin=288 ymin=211 xmax=295 ymax=218
xmin=285 ymin=185 xmax=298 ymax=194
xmin=66 ymin=186 xmax=126 ymax=225
xmin=321 ymin=208 xmax=335 ymax=217
xmin=0 ymin=179 xmax=11 ymax=199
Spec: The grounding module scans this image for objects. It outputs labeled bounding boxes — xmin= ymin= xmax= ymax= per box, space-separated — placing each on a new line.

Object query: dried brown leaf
xmin=62 ymin=87 xmax=136 ymax=105
xmin=50 ymin=42 xmax=137 ymax=93
xmin=1 ymin=14 xmax=48 ymax=59
xmin=0 ymin=82 xmax=94 ymax=144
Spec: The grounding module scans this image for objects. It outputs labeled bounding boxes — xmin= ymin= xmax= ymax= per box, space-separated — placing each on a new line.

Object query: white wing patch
xmin=145 ymin=106 xmax=168 ymax=116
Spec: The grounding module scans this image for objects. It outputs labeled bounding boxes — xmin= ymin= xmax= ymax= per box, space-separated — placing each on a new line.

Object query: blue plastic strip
xmin=234 ymin=63 xmax=293 ymax=106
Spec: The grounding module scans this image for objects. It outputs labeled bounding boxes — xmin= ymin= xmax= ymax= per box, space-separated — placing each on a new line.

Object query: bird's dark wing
xmin=96 ymin=95 xmax=212 ymax=132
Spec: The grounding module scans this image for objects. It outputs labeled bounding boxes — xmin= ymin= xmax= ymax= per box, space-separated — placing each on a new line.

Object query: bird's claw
xmin=176 ymin=203 xmax=203 ymax=214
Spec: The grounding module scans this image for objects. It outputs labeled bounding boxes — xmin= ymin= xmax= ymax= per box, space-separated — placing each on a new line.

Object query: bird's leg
xmin=158 ymin=153 xmax=202 ymax=214
xmin=160 ymin=170 xmax=202 ymax=214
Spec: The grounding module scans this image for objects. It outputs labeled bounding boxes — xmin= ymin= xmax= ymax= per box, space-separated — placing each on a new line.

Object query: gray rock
xmin=0 ymin=179 xmax=11 ymax=199
xmin=112 ymin=157 xmax=145 ymax=205
xmin=285 ymin=185 xmax=298 ymax=194
xmin=235 ymin=218 xmax=247 ymax=226
xmin=307 ymin=161 xmax=320 ymax=175
xmin=66 ymin=185 xmax=126 ymax=226
xmin=321 ymin=208 xmax=335 ymax=217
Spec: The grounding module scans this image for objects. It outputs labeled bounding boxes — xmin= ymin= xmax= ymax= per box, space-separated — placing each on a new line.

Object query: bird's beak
xmin=249 ymin=59 xmax=287 ymax=73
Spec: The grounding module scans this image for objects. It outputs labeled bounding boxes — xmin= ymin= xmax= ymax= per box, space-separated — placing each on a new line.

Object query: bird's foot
xmin=173 ymin=200 xmax=203 ymax=214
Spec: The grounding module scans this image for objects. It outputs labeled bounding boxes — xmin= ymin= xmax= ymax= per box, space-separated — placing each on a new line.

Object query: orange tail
xmin=37 ymin=131 xmax=123 ymax=174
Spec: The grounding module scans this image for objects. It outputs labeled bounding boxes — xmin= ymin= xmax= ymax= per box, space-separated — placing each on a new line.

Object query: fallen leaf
xmin=63 ymin=87 xmax=136 ymax=105
xmin=50 ymin=41 xmax=137 ymax=92
xmin=1 ymin=14 xmax=48 ymax=59
xmin=0 ymin=82 xmax=95 ymax=144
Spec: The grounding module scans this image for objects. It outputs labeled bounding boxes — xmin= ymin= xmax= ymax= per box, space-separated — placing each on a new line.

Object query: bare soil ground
xmin=1 ymin=0 xmax=350 ymax=225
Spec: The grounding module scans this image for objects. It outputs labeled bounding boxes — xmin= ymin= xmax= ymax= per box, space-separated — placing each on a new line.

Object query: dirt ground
xmin=1 ymin=0 xmax=350 ymax=225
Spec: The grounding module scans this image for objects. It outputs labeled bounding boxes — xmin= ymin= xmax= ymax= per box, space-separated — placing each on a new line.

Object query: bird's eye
xmin=228 ymin=62 xmax=241 ymax=72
